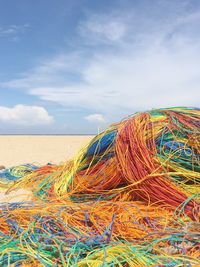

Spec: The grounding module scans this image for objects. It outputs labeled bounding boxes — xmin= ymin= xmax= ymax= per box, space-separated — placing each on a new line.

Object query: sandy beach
xmin=0 ymin=135 xmax=93 ymax=202
xmin=0 ymin=135 xmax=93 ymax=168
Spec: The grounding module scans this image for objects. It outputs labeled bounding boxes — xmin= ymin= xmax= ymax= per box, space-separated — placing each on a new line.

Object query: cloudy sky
xmin=0 ymin=0 xmax=200 ymax=134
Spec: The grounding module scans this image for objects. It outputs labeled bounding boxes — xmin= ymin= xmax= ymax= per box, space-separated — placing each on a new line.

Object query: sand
xmin=0 ymin=135 xmax=93 ymax=203
xmin=0 ymin=135 xmax=93 ymax=168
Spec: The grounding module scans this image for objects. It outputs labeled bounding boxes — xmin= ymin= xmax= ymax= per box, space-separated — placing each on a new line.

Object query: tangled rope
xmin=0 ymin=107 xmax=199 ymax=266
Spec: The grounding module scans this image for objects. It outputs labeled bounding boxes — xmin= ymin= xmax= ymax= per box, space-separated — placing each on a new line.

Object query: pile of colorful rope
xmin=0 ymin=164 xmax=38 ymax=182
xmin=0 ymin=107 xmax=199 ymax=266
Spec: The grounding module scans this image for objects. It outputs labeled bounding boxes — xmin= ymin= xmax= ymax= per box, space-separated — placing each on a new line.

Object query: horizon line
xmin=0 ymin=133 xmax=95 ymax=136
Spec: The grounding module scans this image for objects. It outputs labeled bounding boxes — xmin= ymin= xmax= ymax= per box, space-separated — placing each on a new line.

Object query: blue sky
xmin=0 ymin=0 xmax=200 ymax=134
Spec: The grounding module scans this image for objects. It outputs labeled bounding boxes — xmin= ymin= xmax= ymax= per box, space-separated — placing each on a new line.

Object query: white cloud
xmin=78 ymin=14 xmax=127 ymax=43
xmin=0 ymin=24 xmax=29 ymax=40
xmin=84 ymin=113 xmax=105 ymax=123
xmin=1 ymin=1 xmax=200 ymax=123
xmin=0 ymin=105 xmax=54 ymax=126
xmin=28 ymin=41 xmax=200 ymax=115
xmin=1 ymin=52 xmax=83 ymax=89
